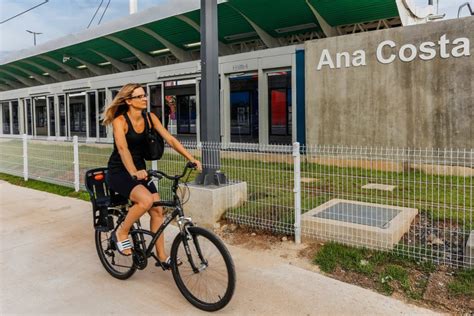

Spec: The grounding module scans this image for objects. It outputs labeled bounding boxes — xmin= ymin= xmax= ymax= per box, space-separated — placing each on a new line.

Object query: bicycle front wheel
xmin=95 ymin=209 xmax=137 ymax=280
xmin=170 ymin=226 xmax=236 ymax=311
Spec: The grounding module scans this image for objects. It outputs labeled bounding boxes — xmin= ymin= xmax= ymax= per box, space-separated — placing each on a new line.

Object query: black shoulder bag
xmin=142 ymin=111 xmax=164 ymax=161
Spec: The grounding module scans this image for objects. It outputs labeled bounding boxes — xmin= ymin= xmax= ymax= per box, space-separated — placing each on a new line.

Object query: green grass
xmin=0 ymin=172 xmax=89 ymax=201
xmin=313 ymin=242 xmax=435 ymax=299
xmin=447 ymin=269 xmax=474 ymax=298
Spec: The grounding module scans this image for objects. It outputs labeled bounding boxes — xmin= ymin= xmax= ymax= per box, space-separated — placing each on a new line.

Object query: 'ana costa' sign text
xmin=316 ymin=34 xmax=470 ymax=70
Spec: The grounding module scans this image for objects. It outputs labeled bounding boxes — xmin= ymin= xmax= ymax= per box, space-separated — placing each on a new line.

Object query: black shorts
xmin=106 ymin=170 xmax=157 ymax=199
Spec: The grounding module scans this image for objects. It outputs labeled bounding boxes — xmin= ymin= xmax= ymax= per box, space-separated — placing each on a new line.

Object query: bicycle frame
xmin=124 ymin=166 xmax=202 ymax=268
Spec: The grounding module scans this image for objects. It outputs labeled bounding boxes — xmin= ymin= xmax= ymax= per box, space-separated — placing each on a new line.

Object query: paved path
xmin=0 ymin=180 xmax=439 ymax=315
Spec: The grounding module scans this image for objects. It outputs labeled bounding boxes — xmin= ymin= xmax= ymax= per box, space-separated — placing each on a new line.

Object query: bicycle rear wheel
xmin=95 ymin=209 xmax=137 ymax=280
xmin=170 ymin=226 xmax=236 ymax=311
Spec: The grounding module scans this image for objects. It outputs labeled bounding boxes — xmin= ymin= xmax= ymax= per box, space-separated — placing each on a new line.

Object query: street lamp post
xmin=196 ymin=0 xmax=227 ymax=186
xmin=26 ymin=30 xmax=42 ymax=46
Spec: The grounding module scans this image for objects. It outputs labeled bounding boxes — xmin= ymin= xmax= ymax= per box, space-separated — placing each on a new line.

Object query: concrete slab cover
xmin=362 ymin=183 xmax=397 ymax=192
xmin=302 ymin=199 xmax=418 ymax=250
xmin=312 ymin=202 xmax=401 ymax=229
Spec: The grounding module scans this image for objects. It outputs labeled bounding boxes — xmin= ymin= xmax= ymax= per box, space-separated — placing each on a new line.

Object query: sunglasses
xmin=128 ymin=93 xmax=147 ymax=100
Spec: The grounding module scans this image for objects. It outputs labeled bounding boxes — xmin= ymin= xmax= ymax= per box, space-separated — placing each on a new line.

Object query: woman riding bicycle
xmin=102 ymin=83 xmax=202 ymax=265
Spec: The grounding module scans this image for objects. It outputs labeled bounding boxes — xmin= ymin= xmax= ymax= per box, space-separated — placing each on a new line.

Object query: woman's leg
xmin=149 ymin=193 xmax=167 ymax=261
xmin=116 ymin=185 xmax=153 ymax=255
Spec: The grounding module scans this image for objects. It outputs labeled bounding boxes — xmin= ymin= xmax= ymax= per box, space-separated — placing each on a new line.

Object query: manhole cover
xmin=312 ymin=202 xmax=401 ymax=229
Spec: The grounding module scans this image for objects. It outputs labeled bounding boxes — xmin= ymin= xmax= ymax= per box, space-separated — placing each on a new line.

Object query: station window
xmin=230 ymin=73 xmax=258 ymax=143
xmin=58 ymin=96 xmax=66 ymax=137
xmin=268 ymin=71 xmax=292 ymax=145
xmin=69 ymin=94 xmax=86 ymax=137
xmin=164 ymin=79 xmax=197 ymax=137
xmin=98 ymin=90 xmax=107 ymax=138
xmin=25 ymin=99 xmax=33 ymax=136
xmin=12 ymin=101 xmax=19 ymax=135
xmin=47 ymin=96 xmax=55 ymax=137
xmin=1 ymin=102 xmax=10 ymax=134
xmin=88 ymin=92 xmax=96 ymax=138
xmin=34 ymin=97 xmax=48 ymax=136
xmin=149 ymin=84 xmax=164 ymax=127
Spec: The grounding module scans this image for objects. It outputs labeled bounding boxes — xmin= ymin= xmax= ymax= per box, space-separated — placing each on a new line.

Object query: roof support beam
xmin=8 ymin=65 xmax=55 ymax=84
xmin=22 ymin=61 xmax=70 ymax=81
xmin=175 ymin=15 xmax=232 ymax=56
xmin=38 ymin=55 xmax=84 ymax=79
xmin=0 ymin=70 xmax=37 ymax=86
xmin=305 ymin=0 xmax=339 ymax=37
xmin=395 ymin=0 xmax=435 ymax=25
xmin=1 ymin=78 xmax=24 ymax=89
xmin=137 ymin=26 xmax=193 ymax=62
xmin=90 ymin=50 xmax=133 ymax=72
xmin=106 ymin=36 xmax=160 ymax=67
xmin=72 ymin=57 xmax=111 ymax=76
xmin=225 ymin=4 xmax=280 ymax=48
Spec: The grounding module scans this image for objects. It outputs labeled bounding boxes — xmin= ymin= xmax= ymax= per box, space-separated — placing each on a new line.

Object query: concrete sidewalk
xmin=0 ymin=180 xmax=439 ymax=315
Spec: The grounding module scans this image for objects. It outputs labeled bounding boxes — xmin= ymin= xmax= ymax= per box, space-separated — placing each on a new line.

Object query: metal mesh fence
xmin=215 ymin=142 xmax=295 ymax=235
xmin=27 ymin=138 xmax=75 ymax=187
xmin=0 ymin=135 xmax=472 ymax=267
xmin=0 ymin=137 xmax=23 ymax=177
xmin=301 ymin=145 xmax=473 ymax=267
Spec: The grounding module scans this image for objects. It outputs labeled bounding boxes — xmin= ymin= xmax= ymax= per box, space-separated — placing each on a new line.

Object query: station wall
xmin=305 ymin=17 xmax=473 ymax=148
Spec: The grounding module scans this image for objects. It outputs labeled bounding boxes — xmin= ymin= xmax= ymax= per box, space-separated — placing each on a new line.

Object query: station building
xmin=0 ymin=0 xmax=472 ymax=148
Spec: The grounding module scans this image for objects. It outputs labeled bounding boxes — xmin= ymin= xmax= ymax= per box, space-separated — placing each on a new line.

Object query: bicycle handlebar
xmin=132 ymin=161 xmax=197 ymax=181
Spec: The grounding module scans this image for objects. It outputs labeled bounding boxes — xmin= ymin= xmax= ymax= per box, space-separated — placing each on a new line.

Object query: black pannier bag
xmin=142 ymin=111 xmax=165 ymax=161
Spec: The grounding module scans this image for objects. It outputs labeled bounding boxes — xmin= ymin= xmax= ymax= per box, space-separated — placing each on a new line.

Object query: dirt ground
xmin=214 ymin=222 xmax=473 ymax=315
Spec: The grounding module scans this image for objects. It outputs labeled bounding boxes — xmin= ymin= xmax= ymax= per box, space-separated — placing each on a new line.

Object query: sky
xmin=0 ymin=0 xmax=472 ymax=61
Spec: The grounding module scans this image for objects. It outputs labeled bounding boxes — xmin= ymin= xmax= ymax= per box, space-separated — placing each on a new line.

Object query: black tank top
xmin=107 ymin=112 xmax=147 ymax=174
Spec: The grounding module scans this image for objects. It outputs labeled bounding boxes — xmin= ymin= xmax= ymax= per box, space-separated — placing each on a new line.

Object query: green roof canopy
xmin=0 ymin=0 xmax=401 ymax=90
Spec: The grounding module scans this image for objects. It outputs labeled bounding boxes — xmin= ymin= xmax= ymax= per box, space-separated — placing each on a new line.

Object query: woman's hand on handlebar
xmin=189 ymin=159 xmax=202 ymax=172
xmin=132 ymin=169 xmax=148 ymax=180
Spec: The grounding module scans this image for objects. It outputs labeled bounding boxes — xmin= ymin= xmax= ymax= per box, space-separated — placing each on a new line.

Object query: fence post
xmin=293 ymin=142 xmax=301 ymax=244
xmin=73 ymin=136 xmax=80 ymax=192
xmin=23 ymin=134 xmax=28 ymax=181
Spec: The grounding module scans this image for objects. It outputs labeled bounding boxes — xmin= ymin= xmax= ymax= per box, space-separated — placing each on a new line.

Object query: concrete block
xmin=179 ymin=181 xmax=247 ymax=228
xmin=362 ymin=183 xmax=397 ymax=192
xmin=301 ymin=199 xmax=418 ymax=250
xmin=465 ymin=231 xmax=474 ymax=268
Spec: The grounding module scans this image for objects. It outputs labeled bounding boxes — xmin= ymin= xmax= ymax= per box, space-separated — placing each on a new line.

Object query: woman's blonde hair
xmin=102 ymin=83 xmax=142 ymax=125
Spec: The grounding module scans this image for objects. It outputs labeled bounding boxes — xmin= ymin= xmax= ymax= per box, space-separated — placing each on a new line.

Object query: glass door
xmin=229 ymin=73 xmax=259 ymax=143
xmin=68 ymin=92 xmax=87 ymax=138
xmin=147 ymin=83 xmax=165 ymax=127
xmin=164 ymin=79 xmax=197 ymax=138
xmin=58 ymin=95 xmax=67 ymax=137
xmin=177 ymin=95 xmax=197 ymax=134
xmin=87 ymin=91 xmax=97 ymax=139
xmin=267 ymin=71 xmax=292 ymax=144
xmin=1 ymin=101 xmax=10 ymax=134
xmin=47 ymin=96 xmax=55 ymax=137
xmin=98 ymin=90 xmax=107 ymax=141
xmin=25 ymin=98 xmax=33 ymax=136
xmin=11 ymin=100 xmax=20 ymax=135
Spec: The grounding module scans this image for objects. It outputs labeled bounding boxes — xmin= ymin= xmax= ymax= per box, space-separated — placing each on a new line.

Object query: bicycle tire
xmin=95 ymin=209 xmax=137 ymax=280
xmin=170 ymin=226 xmax=236 ymax=311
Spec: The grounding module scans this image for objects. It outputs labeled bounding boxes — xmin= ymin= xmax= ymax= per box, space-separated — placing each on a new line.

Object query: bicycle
xmin=85 ymin=162 xmax=236 ymax=312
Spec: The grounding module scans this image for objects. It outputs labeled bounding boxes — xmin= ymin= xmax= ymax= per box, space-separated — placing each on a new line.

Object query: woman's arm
xmin=112 ymin=117 xmax=147 ymax=179
xmin=149 ymin=113 xmax=202 ymax=171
